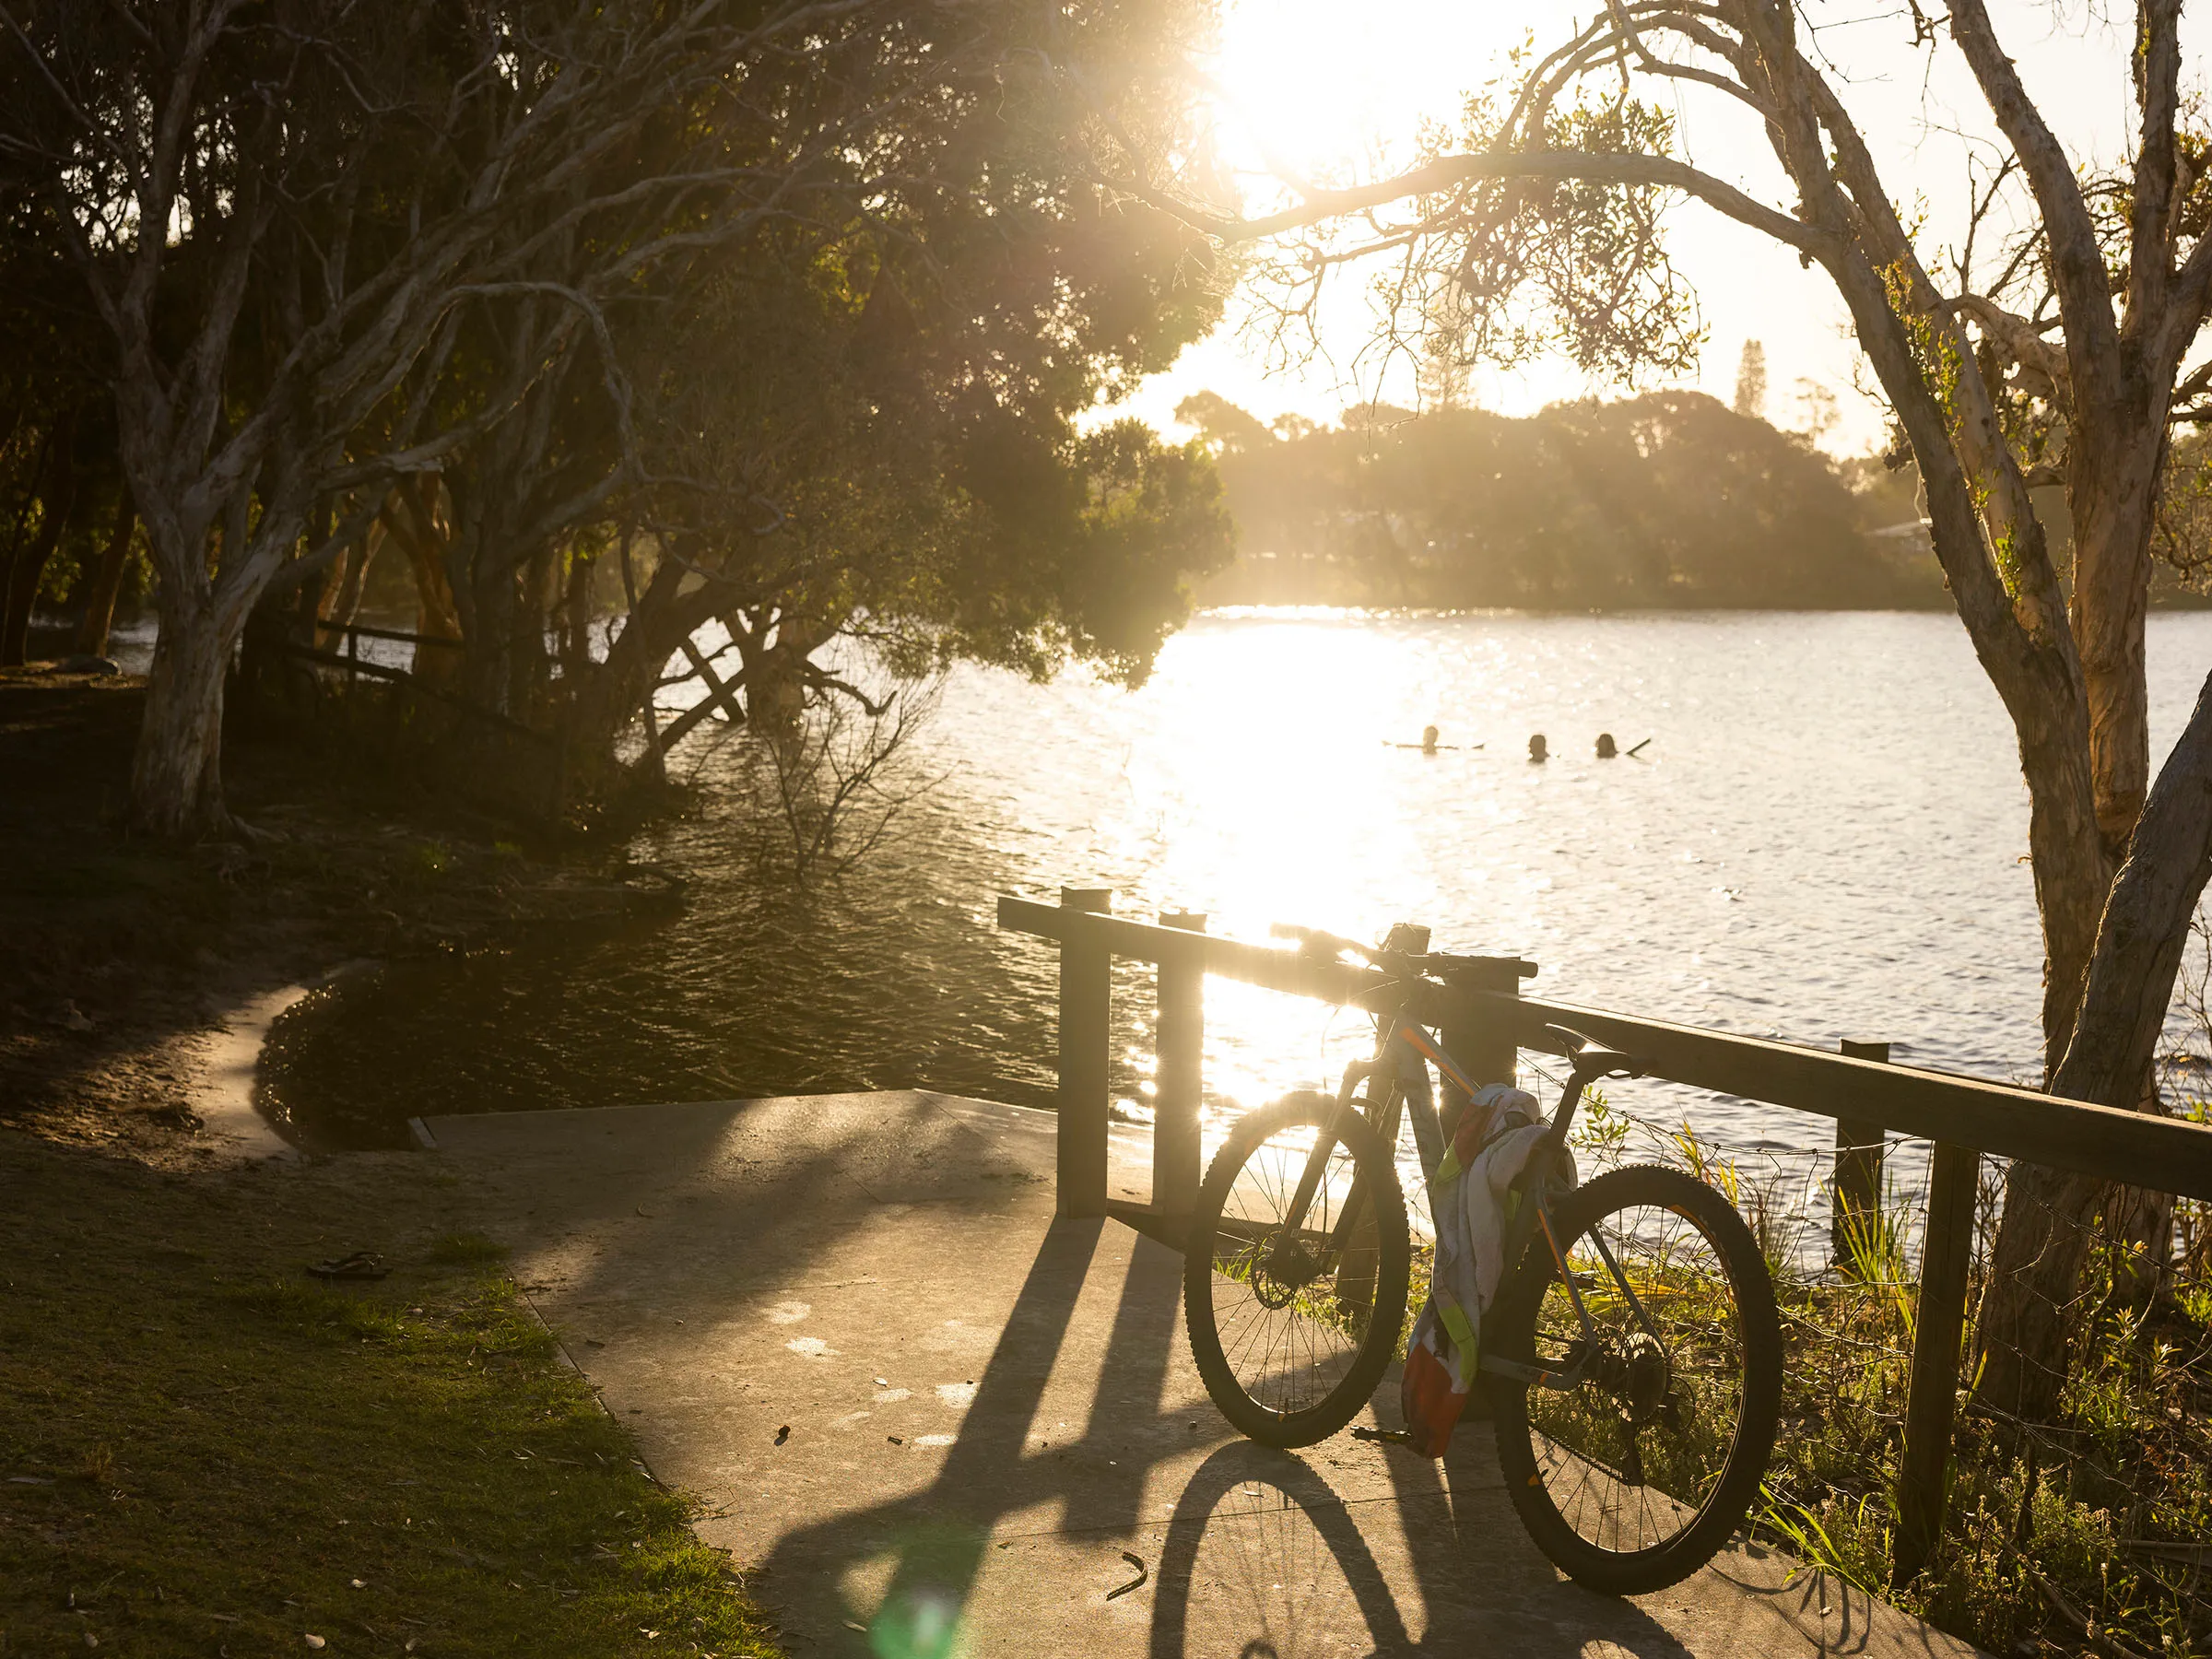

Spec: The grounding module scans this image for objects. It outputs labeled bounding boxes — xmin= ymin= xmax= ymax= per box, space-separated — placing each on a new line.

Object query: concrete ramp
xmin=421 ymin=1091 xmax=1983 ymax=1658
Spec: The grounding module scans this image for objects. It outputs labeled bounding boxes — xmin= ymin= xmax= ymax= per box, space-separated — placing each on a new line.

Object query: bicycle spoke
xmin=1523 ymin=1198 xmax=1747 ymax=1557
xmin=1205 ymin=1127 xmax=1379 ymax=1418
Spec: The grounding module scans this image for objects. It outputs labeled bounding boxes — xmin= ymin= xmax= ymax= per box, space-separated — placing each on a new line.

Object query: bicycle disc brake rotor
xmin=1248 ymin=1230 xmax=1326 ymax=1309
xmin=1585 ymin=1330 xmax=1674 ymax=1426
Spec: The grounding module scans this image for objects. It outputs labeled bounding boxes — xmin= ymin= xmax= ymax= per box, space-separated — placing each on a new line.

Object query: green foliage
xmin=1751 ymin=1194 xmax=2212 ymax=1657
xmin=1190 ymin=390 xmax=1940 ymax=608
xmin=1567 ymin=1086 xmax=1630 ymax=1167
xmin=529 ymin=5 xmax=1241 ymax=768
xmin=1412 ymin=91 xmax=1702 ymax=383
xmin=1560 ymin=1099 xmax=2212 ymax=1655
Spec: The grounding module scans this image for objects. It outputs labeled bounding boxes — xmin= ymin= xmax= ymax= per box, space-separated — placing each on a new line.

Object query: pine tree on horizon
xmin=1734 ymin=339 xmax=1768 ymax=421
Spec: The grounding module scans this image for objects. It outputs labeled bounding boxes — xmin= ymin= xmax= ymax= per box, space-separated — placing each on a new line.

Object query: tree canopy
xmin=1185 ymin=390 xmax=1942 ymax=608
xmin=0 ymin=0 xmax=1236 ymax=831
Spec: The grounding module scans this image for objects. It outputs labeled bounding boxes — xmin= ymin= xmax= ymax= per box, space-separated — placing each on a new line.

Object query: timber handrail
xmin=276 ymin=643 xmax=560 ymax=748
xmin=314 ymin=619 xmax=466 ymax=650
xmin=995 ymin=893 xmax=2212 ymax=1203
xmin=998 ymin=885 xmax=2212 ymax=1585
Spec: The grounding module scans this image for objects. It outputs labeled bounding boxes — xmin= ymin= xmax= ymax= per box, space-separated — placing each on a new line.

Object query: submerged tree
xmin=1100 ymin=0 xmax=2212 ymax=1422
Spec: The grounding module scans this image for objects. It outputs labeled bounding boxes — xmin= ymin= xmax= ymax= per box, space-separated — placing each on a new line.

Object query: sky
xmin=1117 ymin=0 xmax=2190 ymax=458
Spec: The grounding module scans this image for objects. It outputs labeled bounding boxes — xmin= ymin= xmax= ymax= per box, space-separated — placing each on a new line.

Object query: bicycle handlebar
xmin=1269 ymin=922 xmax=1374 ymax=961
xmin=1273 ymin=928 xmax=1638 ymax=1074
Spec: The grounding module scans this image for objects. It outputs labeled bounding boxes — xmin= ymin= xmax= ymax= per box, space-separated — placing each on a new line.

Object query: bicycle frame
xmin=1273 ymin=985 xmax=1623 ymax=1394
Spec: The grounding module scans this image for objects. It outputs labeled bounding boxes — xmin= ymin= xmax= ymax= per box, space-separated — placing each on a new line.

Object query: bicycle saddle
xmin=1545 ymin=1023 xmax=1642 ymax=1078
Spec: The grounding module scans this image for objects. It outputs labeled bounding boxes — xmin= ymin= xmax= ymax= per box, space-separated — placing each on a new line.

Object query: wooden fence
xmin=997 ymin=887 xmax=2212 ymax=1583
xmin=271 ymin=621 xmax=566 ymax=822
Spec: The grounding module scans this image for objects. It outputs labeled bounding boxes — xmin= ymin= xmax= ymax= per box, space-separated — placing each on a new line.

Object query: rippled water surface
xmin=269 ymin=609 xmax=2212 ymax=1163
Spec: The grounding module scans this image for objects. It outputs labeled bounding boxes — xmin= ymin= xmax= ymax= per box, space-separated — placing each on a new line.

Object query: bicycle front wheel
xmin=1485 ymin=1163 xmax=1782 ymax=1594
xmin=1184 ymin=1092 xmax=1411 ymax=1448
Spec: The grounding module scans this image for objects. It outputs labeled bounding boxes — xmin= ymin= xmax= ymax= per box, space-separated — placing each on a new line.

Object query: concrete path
xmin=420 ymin=1091 xmax=1983 ymax=1658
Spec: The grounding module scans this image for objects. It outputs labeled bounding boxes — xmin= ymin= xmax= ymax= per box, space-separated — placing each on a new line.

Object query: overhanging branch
xmin=1120 ymin=148 xmax=1831 ymax=259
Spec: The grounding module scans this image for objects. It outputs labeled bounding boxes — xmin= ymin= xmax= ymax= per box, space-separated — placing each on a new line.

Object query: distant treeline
xmin=1179 ymin=390 xmax=1946 ymax=609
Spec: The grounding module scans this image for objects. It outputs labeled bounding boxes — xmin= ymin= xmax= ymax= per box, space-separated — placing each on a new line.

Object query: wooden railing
xmin=997 ymin=886 xmax=2212 ymax=1582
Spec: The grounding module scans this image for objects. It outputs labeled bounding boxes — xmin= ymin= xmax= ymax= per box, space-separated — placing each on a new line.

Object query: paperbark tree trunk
xmin=1971 ymin=356 xmax=2174 ymax=1421
xmin=74 ymin=489 xmax=137 ymax=659
xmin=319 ymin=530 xmax=374 ymax=637
xmin=0 ymin=419 xmax=77 ymax=665
xmin=377 ymin=481 xmax=465 ymax=695
xmin=1974 ymin=668 xmax=2212 ymax=1418
xmin=130 ymin=588 xmax=234 ymax=837
xmin=2070 ymin=409 xmax=2167 ymax=864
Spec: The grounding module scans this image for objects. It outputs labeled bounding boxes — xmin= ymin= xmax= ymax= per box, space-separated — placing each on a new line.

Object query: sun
xmin=1204 ymin=0 xmax=1524 ymax=187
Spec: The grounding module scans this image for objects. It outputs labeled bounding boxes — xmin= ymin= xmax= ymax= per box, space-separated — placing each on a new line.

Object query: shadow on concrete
xmin=430 ymin=1092 xmax=1980 ymax=1654
xmin=756 ymin=1218 xmax=1688 ymax=1658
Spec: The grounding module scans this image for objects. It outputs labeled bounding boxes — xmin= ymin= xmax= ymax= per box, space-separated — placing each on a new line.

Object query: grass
xmin=0 ymin=1136 xmax=782 ymax=1657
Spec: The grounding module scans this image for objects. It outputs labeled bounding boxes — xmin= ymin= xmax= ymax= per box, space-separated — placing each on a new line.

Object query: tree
xmin=1733 ymin=339 xmax=1767 ymax=421
xmin=1099 ymin=0 xmax=2212 ymax=1422
xmin=1188 ymin=389 xmax=1924 ymax=607
xmin=379 ymin=0 xmax=1239 ymax=784
xmin=0 ymin=0 xmax=916 ymax=835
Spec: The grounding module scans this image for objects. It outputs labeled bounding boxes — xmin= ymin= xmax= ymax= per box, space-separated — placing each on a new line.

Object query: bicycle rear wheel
xmin=1184 ymin=1092 xmax=1411 ymax=1448
xmin=1485 ymin=1163 xmax=1782 ymax=1594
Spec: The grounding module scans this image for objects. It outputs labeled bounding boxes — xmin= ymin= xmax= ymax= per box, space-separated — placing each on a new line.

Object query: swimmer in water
xmin=1528 ymin=734 xmax=1548 ymax=763
xmin=1388 ymin=724 xmax=1477 ymax=751
xmin=1596 ymin=732 xmax=1618 ymax=759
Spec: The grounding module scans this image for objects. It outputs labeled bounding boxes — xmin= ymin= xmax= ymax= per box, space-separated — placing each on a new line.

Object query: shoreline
xmin=0 ymin=666 xmax=779 ymax=1656
xmin=0 ymin=665 xmax=683 ymax=1159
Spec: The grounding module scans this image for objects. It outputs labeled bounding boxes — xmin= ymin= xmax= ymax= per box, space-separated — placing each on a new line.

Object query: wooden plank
xmin=1055 ymin=888 xmax=1113 ymax=1220
xmin=995 ymin=897 xmax=2212 ymax=1202
xmin=1833 ymin=1039 xmax=1888 ymax=1267
xmin=1437 ymin=956 xmax=1526 ymax=1118
xmin=276 ymin=644 xmax=559 ymax=746
xmin=1104 ymin=1197 xmax=1185 ymax=1253
xmin=1475 ymin=991 xmax=2212 ymax=1202
xmin=1894 ymin=1140 xmax=1979 ymax=1585
xmin=998 ymin=896 xmax=1394 ymax=1006
xmin=1155 ymin=912 xmax=1206 ymax=1222
xmin=320 ymin=620 xmax=466 ymax=651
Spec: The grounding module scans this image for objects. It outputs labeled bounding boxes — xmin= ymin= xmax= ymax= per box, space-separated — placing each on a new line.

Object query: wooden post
xmin=1894 ymin=1138 xmax=1979 ymax=1586
xmin=1438 ymin=957 xmax=1529 ymax=1125
xmin=1155 ymin=912 xmax=1206 ymax=1224
xmin=1056 ymin=887 xmax=1113 ymax=1220
xmin=1833 ymin=1039 xmax=1888 ymax=1268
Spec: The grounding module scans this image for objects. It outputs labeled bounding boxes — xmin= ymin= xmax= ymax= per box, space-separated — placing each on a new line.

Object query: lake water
xmin=267 ymin=609 xmax=2212 ymax=1195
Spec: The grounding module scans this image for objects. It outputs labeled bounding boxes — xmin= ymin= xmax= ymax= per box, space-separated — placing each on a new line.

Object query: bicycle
xmin=1182 ymin=922 xmax=1783 ymax=1594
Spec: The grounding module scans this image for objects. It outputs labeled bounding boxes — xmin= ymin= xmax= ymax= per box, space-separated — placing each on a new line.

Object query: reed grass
xmin=1562 ymin=1104 xmax=2212 ymax=1658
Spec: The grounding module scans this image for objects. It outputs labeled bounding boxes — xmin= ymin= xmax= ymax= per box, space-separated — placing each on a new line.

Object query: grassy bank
xmin=0 ymin=1134 xmax=781 ymax=1656
xmin=0 ymin=673 xmax=771 ymax=1653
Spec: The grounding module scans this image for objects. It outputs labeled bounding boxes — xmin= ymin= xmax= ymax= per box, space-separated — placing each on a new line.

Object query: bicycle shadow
xmin=1144 ymin=1436 xmax=1697 ymax=1657
xmin=748 ymin=1217 xmax=1694 ymax=1658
